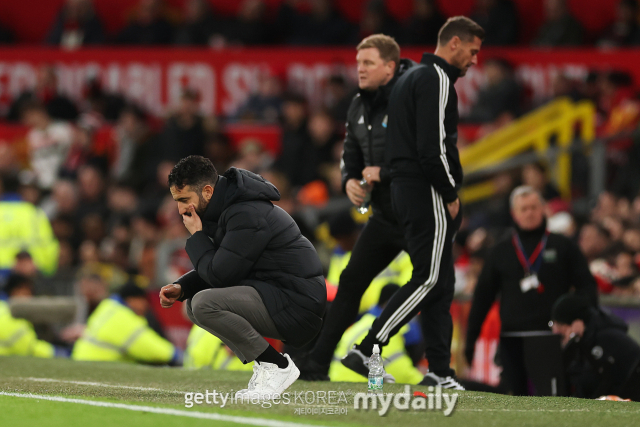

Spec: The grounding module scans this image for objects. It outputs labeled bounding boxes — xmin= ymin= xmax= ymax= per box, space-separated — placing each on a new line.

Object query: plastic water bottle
xmin=368 ymin=344 xmax=383 ymax=395
xmin=358 ymin=179 xmax=371 ymax=214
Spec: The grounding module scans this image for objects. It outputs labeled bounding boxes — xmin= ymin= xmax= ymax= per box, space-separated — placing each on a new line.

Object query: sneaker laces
xmin=253 ymin=363 xmax=276 ymax=392
xmin=247 ymin=362 xmax=261 ymax=391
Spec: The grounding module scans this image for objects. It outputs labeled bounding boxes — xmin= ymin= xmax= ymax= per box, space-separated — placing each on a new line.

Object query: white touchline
xmin=19 ymin=377 xmax=188 ymax=394
xmin=0 ymin=392 xmax=333 ymax=427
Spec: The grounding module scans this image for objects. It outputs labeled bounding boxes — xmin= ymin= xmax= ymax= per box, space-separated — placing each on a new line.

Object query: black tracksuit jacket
xmin=385 ymin=53 xmax=463 ymax=203
xmin=174 ymin=167 xmax=327 ymax=347
xmin=466 ymin=222 xmax=599 ymax=350
xmin=341 ymin=58 xmax=414 ymax=223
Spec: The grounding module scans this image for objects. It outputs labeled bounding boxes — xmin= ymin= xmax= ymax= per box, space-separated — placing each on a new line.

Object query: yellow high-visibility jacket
xmin=0 ymin=200 xmax=59 ymax=275
xmin=184 ymin=325 xmax=253 ymax=371
xmin=329 ymin=312 xmax=423 ymax=384
xmin=326 ymin=251 xmax=413 ymax=314
xmin=0 ymin=300 xmax=55 ymax=358
xmin=72 ymin=298 xmax=176 ymax=364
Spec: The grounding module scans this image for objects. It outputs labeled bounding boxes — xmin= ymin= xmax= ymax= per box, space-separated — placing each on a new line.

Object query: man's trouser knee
xmin=186 ymin=285 xmax=283 ymax=363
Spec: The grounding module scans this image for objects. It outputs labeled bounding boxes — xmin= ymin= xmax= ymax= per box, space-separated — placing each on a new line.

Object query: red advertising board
xmin=0 ymin=47 xmax=638 ymax=121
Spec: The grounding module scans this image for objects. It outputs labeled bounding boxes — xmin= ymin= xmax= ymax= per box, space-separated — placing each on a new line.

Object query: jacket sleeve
xmin=466 ymin=249 xmax=501 ymax=353
xmin=32 ymin=207 xmax=59 ymax=276
xmin=379 ymin=164 xmax=391 ymax=186
xmin=341 ymin=118 xmax=365 ymax=193
xmin=414 ymin=69 xmax=459 ymax=203
xmin=566 ymin=239 xmax=599 ymax=306
xmin=185 ymin=206 xmax=271 ymax=288
xmin=174 ymin=270 xmax=211 ymax=302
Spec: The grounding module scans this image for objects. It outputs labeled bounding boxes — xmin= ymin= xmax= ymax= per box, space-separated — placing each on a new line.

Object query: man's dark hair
xmin=438 ymin=16 xmax=485 ymax=46
xmin=119 ymin=282 xmax=147 ymax=300
xmin=167 ymin=155 xmax=218 ymax=191
xmin=3 ymin=273 xmax=33 ymax=297
xmin=551 ymin=294 xmax=592 ymax=325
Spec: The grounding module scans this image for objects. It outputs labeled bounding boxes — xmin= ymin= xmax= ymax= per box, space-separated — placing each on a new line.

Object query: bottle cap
xmin=372 ymin=344 xmax=380 ymax=354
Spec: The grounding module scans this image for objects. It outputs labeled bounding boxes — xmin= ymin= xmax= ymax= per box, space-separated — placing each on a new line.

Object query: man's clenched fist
xmin=159 ymin=284 xmax=182 ymax=308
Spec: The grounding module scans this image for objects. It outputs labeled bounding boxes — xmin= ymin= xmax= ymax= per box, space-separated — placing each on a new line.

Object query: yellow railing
xmin=459 ymin=97 xmax=596 ymax=203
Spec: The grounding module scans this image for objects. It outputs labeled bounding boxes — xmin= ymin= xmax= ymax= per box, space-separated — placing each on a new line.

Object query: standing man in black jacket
xmin=342 ymin=17 xmax=484 ymax=389
xmin=159 ymin=156 xmax=326 ymax=400
xmin=465 ymin=186 xmax=598 ymax=395
xmin=299 ymin=34 xmax=414 ymax=381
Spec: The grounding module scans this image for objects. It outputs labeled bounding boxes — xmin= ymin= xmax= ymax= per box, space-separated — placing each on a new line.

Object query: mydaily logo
xmin=184 ymin=385 xmax=458 ymax=417
xmin=353 ymin=385 xmax=458 ymax=416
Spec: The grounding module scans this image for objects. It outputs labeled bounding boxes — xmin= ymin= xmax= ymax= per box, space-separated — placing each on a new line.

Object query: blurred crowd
xmin=1 ymin=51 xmax=640 ymax=303
xmin=1 ymin=0 xmax=640 ymax=49
xmin=2 ymin=2 xmax=640 ymax=364
xmin=459 ymin=59 xmax=640 ymax=144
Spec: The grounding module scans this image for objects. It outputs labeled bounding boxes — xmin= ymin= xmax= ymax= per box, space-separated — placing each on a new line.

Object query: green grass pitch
xmin=1 ymin=356 xmax=639 ymax=427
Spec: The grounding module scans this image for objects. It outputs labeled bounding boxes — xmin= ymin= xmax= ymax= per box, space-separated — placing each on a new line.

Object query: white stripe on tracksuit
xmin=433 ymin=64 xmax=456 ymax=188
xmin=375 ymin=65 xmax=453 ymax=343
xmin=375 ymin=187 xmax=447 ymax=342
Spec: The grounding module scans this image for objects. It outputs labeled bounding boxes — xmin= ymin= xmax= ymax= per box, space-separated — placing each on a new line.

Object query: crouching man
xmin=160 ymin=156 xmax=326 ymax=400
xmin=551 ymin=294 xmax=640 ymax=400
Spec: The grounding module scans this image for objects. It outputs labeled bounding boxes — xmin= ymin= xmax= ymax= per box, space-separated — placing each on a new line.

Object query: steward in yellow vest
xmin=0 ymin=274 xmax=56 ymax=358
xmin=184 ymin=325 xmax=253 ymax=371
xmin=326 ymin=250 xmax=413 ymax=314
xmin=329 ymin=284 xmax=423 ymax=384
xmin=72 ymin=283 xmax=179 ymax=365
xmin=0 ymin=192 xmax=59 ymax=276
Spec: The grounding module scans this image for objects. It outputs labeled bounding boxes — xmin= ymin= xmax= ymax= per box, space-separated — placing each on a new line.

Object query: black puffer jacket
xmin=175 ymin=167 xmax=326 ymax=347
xmin=341 ymin=58 xmax=415 ymax=223
xmin=565 ymin=308 xmax=640 ymax=400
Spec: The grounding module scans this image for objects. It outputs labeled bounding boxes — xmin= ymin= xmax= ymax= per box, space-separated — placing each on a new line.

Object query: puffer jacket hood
xmin=202 ymin=167 xmax=280 ymax=226
xmin=222 ymin=167 xmax=280 ymax=205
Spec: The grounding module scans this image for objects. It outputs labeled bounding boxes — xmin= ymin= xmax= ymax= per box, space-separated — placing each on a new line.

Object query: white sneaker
xmin=420 ymin=372 xmax=465 ymax=390
xmin=235 ymin=361 xmax=262 ymax=399
xmin=243 ymin=354 xmax=300 ymax=401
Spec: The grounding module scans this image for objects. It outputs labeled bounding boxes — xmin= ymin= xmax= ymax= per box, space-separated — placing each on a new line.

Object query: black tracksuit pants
xmin=360 ymin=178 xmax=461 ymax=376
xmin=309 ymin=213 xmax=406 ymax=367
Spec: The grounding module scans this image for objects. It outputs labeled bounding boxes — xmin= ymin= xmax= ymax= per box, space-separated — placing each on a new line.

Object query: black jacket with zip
xmin=341 ymin=58 xmax=415 ymax=223
xmin=385 ymin=53 xmax=463 ymax=203
xmin=174 ymin=167 xmax=326 ymax=348
xmin=466 ymin=221 xmax=598 ymax=358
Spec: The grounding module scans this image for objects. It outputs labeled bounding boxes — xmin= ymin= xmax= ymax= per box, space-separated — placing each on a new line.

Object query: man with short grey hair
xmin=465 ymin=185 xmax=598 ymax=395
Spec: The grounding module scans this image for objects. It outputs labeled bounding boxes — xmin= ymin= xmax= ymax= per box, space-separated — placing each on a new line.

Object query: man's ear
xmin=202 ymin=184 xmax=214 ymax=202
xmin=450 ymin=36 xmax=461 ymax=51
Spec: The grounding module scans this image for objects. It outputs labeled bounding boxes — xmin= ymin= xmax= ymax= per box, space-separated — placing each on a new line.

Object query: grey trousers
xmin=186 ymin=286 xmax=283 ymax=363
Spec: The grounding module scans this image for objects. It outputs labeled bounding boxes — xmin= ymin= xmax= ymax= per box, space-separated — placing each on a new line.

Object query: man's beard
xmin=195 ymin=194 xmax=208 ymax=217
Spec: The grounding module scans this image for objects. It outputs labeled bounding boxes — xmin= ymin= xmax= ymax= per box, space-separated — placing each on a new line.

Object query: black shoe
xmin=419 ymin=372 xmax=465 ymax=390
xmin=297 ymin=358 xmax=330 ymax=382
xmin=298 ymin=359 xmax=331 ymax=381
xmin=341 ymin=347 xmax=396 ymax=383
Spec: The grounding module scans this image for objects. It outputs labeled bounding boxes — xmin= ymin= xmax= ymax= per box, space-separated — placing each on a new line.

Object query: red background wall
xmin=0 ymin=0 xmax=618 ymax=44
xmin=0 ymin=47 xmax=637 ymax=121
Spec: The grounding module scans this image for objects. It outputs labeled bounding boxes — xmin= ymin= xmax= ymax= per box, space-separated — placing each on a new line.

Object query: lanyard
xmin=512 ymin=231 xmax=549 ymax=276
